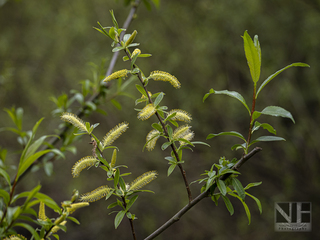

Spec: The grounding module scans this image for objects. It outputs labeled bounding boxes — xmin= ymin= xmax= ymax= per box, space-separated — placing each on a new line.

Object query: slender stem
xmin=245 ymin=84 xmax=257 ymax=152
xmin=121 ymin=196 xmax=137 ymax=240
xmin=123 ymin=50 xmax=192 ymax=202
xmin=144 ymin=147 xmax=262 ymax=240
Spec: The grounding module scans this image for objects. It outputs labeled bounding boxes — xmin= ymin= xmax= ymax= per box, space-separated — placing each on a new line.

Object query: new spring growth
xmin=146 ymin=129 xmax=160 ymax=151
xmin=61 ymin=112 xmax=87 ymax=132
xmin=179 ymin=131 xmax=195 ymax=146
xmin=72 ymin=156 xmax=98 ymax=178
xmin=103 ymin=69 xmax=129 ymax=83
xmin=102 ymin=122 xmax=129 ymax=148
xmin=167 ymin=109 xmax=192 ymax=123
xmin=125 ymin=30 xmax=137 ymax=47
xmin=80 ymin=185 xmax=112 ymax=202
xmin=149 ymin=71 xmax=181 ymax=89
xmin=138 ymin=104 xmax=156 ymax=120
xmin=67 ymin=202 xmax=90 ymax=214
xmin=128 ymin=171 xmax=158 ymax=191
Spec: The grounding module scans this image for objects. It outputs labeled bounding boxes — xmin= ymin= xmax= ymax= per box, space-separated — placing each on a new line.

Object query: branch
xmin=13 ymin=0 xmax=141 ymax=185
xmin=144 ymin=147 xmax=262 ymax=240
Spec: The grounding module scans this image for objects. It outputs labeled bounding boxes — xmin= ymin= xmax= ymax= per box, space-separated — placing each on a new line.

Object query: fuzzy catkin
xmin=128 ymin=171 xmax=158 ymax=191
xmin=72 ymin=156 xmax=97 ymax=178
xmin=102 ymin=122 xmax=129 ymax=148
xmin=146 ymin=129 xmax=160 ymax=151
xmin=167 ymin=109 xmax=192 ymax=123
xmin=137 ymin=104 xmax=156 ymax=120
xmin=61 ymin=112 xmax=87 ymax=132
xmin=149 ymin=71 xmax=181 ymax=89
xmin=80 ymin=185 xmax=112 ymax=202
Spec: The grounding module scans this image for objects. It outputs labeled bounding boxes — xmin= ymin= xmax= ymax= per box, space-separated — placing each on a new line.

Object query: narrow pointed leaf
xmin=207 ymin=131 xmax=246 ymax=142
xmin=217 ymin=180 xmax=227 ymax=196
xmin=242 ymin=31 xmax=261 ymax=83
xmin=244 ymin=182 xmax=262 ymax=190
xmin=246 ymin=192 xmax=262 ymax=214
xmin=256 ymin=63 xmax=310 ymax=98
xmin=114 ymin=210 xmax=126 ymax=229
xmin=260 ymin=106 xmax=295 ymax=123
xmin=222 ymin=195 xmax=234 ymax=215
xmin=232 ymin=178 xmax=246 ymax=200
xmin=203 ymin=89 xmax=250 ymax=115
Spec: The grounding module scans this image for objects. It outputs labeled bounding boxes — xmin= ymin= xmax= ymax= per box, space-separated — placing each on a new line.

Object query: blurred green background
xmin=0 ymin=0 xmax=319 ymax=239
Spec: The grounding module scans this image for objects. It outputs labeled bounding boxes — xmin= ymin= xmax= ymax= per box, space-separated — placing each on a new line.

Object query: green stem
xmin=245 ymin=84 xmax=257 ymax=153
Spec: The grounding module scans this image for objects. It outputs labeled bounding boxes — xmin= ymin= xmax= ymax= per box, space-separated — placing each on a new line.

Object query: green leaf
xmin=232 ymin=178 xmax=246 ymax=200
xmin=251 ymin=111 xmax=262 ymax=123
xmin=0 ymin=168 xmax=11 ymax=187
xmin=256 ymin=63 xmax=310 ymax=98
xmin=250 ymin=136 xmax=285 ymax=146
xmin=222 ymin=195 xmax=234 ymax=215
xmin=207 ymin=131 xmax=246 ymax=142
xmin=0 ymin=189 xmax=10 ymax=205
xmin=260 ymin=106 xmax=295 ymax=123
xmin=114 ymin=210 xmax=126 ymax=229
xmin=246 ymin=192 xmax=262 ymax=214
xmin=153 ymin=92 xmax=164 ymax=107
xmin=242 ymin=31 xmax=261 ymax=83
xmin=167 ymin=163 xmax=176 ymax=176
xmin=67 ymin=216 xmax=80 ymax=225
xmin=114 ymin=169 xmax=120 ymax=189
xmin=252 ymin=122 xmax=276 ymax=135
xmin=126 ymin=195 xmax=138 ymax=211
xmin=152 ymin=123 xmax=163 ymax=132
xmin=244 ymin=182 xmax=262 ymax=190
xmin=161 ymin=142 xmax=172 ymax=151
xmin=17 ymin=149 xmax=54 ymax=180
xmin=190 ymin=141 xmax=211 ymax=147
xmin=241 ymin=200 xmax=251 ymax=225
xmin=24 ymin=185 xmax=41 ymax=207
xmin=109 ymin=10 xmax=119 ymax=29
xmin=135 ymin=84 xmax=147 ymax=97
xmin=203 ymin=89 xmax=250 ymax=115
xmin=217 ymin=180 xmax=227 ymax=196
xmin=166 ymin=125 xmax=173 ymax=140
xmin=211 ymin=194 xmax=220 ymax=206
xmin=13 ymin=222 xmax=40 ymax=240
xmin=112 ymin=46 xmax=125 ymax=52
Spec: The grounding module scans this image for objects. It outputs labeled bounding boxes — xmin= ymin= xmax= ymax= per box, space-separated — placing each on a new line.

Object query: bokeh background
xmin=0 ymin=0 xmax=319 ymax=239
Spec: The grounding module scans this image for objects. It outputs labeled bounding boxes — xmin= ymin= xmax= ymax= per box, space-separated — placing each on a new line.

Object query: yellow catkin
xmin=61 ymin=112 xmax=87 ymax=132
xmin=149 ymin=71 xmax=181 ymax=89
xmin=103 ymin=69 xmax=129 ymax=83
xmin=172 ymin=125 xmax=191 ymax=140
xmin=4 ymin=235 xmax=27 ymax=240
xmin=110 ymin=149 xmax=117 ymax=168
xmin=102 ymin=122 xmax=129 ymax=148
xmin=38 ymin=202 xmax=47 ymax=221
xmin=132 ymin=48 xmax=141 ymax=57
xmin=167 ymin=109 xmax=192 ymax=123
xmin=179 ymin=131 xmax=195 ymax=146
xmin=72 ymin=156 xmax=97 ymax=178
xmin=67 ymin=202 xmax=90 ymax=214
xmin=146 ymin=129 xmax=160 ymax=151
xmin=49 ymin=221 xmax=67 ymax=235
xmin=128 ymin=171 xmax=158 ymax=191
xmin=138 ymin=104 xmax=156 ymax=120
xmin=80 ymin=185 xmax=112 ymax=202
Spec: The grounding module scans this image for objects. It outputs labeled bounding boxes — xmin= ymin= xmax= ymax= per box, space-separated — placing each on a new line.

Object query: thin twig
xmin=144 ymin=147 xmax=262 ymax=240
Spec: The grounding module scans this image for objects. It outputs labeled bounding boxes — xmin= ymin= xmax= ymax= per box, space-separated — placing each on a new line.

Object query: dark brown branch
xmin=144 ymin=147 xmax=262 ymax=240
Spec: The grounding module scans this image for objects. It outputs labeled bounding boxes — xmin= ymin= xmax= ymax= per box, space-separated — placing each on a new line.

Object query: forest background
xmin=0 ymin=0 xmax=319 ymax=239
